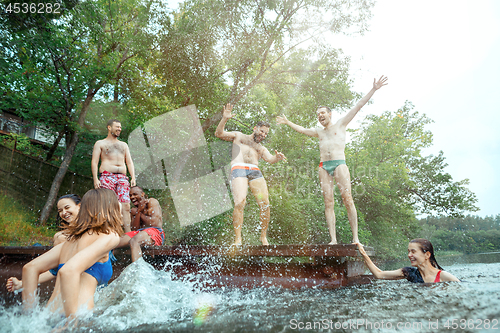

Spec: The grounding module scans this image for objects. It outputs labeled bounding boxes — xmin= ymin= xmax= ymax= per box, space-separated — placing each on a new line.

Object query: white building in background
xmin=0 ymin=111 xmax=64 ymax=146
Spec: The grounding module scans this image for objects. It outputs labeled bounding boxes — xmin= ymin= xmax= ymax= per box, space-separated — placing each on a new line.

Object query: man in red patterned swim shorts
xmin=116 ymin=186 xmax=164 ymax=262
xmin=92 ymin=119 xmax=136 ymax=232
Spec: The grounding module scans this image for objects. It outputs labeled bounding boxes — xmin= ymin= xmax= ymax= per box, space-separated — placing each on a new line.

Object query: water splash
xmin=1 ymin=261 xmax=500 ymax=332
xmin=84 ymin=258 xmax=217 ymax=331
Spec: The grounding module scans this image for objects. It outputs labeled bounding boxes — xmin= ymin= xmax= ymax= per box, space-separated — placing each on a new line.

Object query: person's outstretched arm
xmin=355 ymin=242 xmax=404 ymax=280
xmin=340 ymin=76 xmax=388 ymax=127
xmin=22 ymin=244 xmax=62 ymax=310
xmin=215 ymin=104 xmax=237 ymax=141
xmin=261 ymin=148 xmax=287 ymax=164
xmin=7 ymin=271 xmax=57 ymax=293
xmin=276 ymin=114 xmax=318 ymax=137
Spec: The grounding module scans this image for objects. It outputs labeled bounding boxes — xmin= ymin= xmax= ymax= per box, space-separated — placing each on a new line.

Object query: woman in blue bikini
xmin=356 ymin=239 xmax=460 ymax=283
xmin=21 ymin=188 xmax=123 ymax=318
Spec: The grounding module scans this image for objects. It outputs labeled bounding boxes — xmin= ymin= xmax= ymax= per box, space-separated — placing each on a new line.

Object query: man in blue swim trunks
xmin=216 ymin=104 xmax=286 ymax=246
xmin=115 ymin=186 xmax=164 ymax=262
xmin=277 ymin=76 xmax=388 ymax=244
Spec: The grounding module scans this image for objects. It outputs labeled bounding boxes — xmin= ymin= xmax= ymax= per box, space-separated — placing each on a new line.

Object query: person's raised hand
xmin=222 ymin=103 xmax=234 ymax=119
xmin=276 ymin=114 xmax=288 ymax=125
xmin=275 ymin=150 xmax=287 ymax=161
xmin=355 ymin=242 xmax=367 ymax=256
xmin=373 ymin=75 xmax=388 ymax=90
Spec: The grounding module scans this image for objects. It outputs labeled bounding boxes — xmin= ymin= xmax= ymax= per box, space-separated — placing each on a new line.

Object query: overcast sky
xmin=332 ymin=0 xmax=500 ymax=217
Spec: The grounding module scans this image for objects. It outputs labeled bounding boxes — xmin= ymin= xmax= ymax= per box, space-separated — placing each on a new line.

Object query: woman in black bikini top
xmin=356 ymin=239 xmax=460 ymax=283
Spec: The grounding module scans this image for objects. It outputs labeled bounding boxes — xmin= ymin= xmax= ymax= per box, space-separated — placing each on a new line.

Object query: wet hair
xmin=410 ymin=238 xmax=443 ymax=270
xmin=255 ymin=121 xmax=270 ymax=128
xmin=107 ymin=119 xmax=121 ymax=128
xmin=56 ymin=194 xmax=81 ymax=226
xmin=58 ymin=194 xmax=81 ymax=205
xmin=65 ymin=188 xmax=124 ymax=240
xmin=317 ymin=105 xmax=332 ymax=113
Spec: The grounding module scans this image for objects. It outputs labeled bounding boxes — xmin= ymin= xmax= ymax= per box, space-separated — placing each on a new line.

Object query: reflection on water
xmin=1 ymin=256 xmax=500 ymax=333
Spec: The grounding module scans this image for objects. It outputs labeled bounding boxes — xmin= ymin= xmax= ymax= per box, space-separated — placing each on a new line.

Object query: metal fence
xmin=0 ymin=145 xmax=93 ymax=219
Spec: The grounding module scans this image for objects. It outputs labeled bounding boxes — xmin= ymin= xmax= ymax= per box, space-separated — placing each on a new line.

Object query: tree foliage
xmin=149 ymin=0 xmax=373 ymax=133
xmin=418 ymin=214 xmax=500 ymax=254
xmin=1 ymin=0 xmax=156 ymax=223
xmin=345 ymin=101 xmax=478 ymax=254
xmin=0 ymin=0 xmax=483 ymax=255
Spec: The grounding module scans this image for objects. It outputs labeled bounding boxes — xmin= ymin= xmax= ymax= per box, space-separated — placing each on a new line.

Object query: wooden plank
xmin=0 ymin=245 xmax=375 ymax=294
xmin=115 ymin=244 xmax=375 ymax=257
xmin=0 ymin=246 xmax=51 ymax=255
xmin=0 ymin=244 xmax=375 ymax=257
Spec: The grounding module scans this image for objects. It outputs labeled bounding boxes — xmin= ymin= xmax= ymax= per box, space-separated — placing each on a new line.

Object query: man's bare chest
xmin=318 ymin=126 xmax=346 ymax=143
xmin=102 ymin=142 xmax=125 ymax=156
xmin=234 ymin=138 xmax=262 ymax=156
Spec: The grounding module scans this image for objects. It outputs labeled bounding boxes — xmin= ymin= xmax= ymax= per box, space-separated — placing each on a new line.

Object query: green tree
xmin=115 ymin=0 xmax=375 ymax=245
xmin=420 ymin=215 xmax=500 ymax=254
xmin=1 ymin=0 xmax=156 ymax=223
xmin=347 ymin=101 xmax=478 ymax=253
xmin=150 ymin=0 xmax=373 ymax=134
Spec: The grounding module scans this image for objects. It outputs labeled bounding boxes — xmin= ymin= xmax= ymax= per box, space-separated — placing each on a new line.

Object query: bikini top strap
xmin=434 ymin=270 xmax=442 ymax=283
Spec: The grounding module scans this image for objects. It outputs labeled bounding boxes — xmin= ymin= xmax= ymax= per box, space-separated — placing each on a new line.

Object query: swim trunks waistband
xmin=231 ymin=163 xmax=260 ymax=171
xmin=99 ymin=170 xmax=127 ymax=177
xmin=231 ymin=164 xmax=263 ymax=182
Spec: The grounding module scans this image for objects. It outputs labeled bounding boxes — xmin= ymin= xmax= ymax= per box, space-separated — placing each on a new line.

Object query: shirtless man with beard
xmin=215 ymin=104 xmax=286 ymax=246
xmin=277 ymin=76 xmax=388 ymax=244
xmin=92 ymin=119 xmax=136 ymax=232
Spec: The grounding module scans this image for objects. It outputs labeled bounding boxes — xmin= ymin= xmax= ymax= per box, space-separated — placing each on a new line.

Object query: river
xmin=1 ymin=254 xmax=499 ymax=332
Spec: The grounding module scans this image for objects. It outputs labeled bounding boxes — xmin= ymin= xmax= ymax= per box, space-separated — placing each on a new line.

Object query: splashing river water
xmin=1 ymin=259 xmax=499 ymax=332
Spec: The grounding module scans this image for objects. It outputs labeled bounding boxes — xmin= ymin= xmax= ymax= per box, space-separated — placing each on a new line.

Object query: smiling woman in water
xmin=356 ymin=239 xmax=460 ymax=283
xmin=6 ymin=194 xmax=82 ymax=293
xmin=21 ymin=188 xmax=123 ymax=319
xmin=53 ymin=194 xmax=82 ymax=245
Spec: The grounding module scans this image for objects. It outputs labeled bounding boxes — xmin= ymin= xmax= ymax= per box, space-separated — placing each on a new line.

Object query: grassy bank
xmin=0 ymin=193 xmax=54 ymax=246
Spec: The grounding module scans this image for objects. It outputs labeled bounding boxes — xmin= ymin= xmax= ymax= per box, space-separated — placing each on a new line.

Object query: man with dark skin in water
xmin=115 ymin=186 xmax=164 ymax=262
xmin=277 ymin=76 xmax=388 ymax=244
xmin=215 ymin=103 xmax=286 ymax=246
xmin=92 ymin=119 xmax=136 ymax=232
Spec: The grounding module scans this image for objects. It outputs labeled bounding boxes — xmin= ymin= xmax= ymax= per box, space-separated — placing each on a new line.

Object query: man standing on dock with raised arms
xmin=216 ymin=104 xmax=286 ymax=246
xmin=277 ymin=76 xmax=388 ymax=244
xmin=92 ymin=119 xmax=136 ymax=232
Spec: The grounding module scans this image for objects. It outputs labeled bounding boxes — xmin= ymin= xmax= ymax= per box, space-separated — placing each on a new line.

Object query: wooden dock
xmin=0 ymin=244 xmax=374 ymax=303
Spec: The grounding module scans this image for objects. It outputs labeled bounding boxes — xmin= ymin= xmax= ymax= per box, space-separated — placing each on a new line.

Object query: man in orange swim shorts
xmin=115 ymin=186 xmax=164 ymax=262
